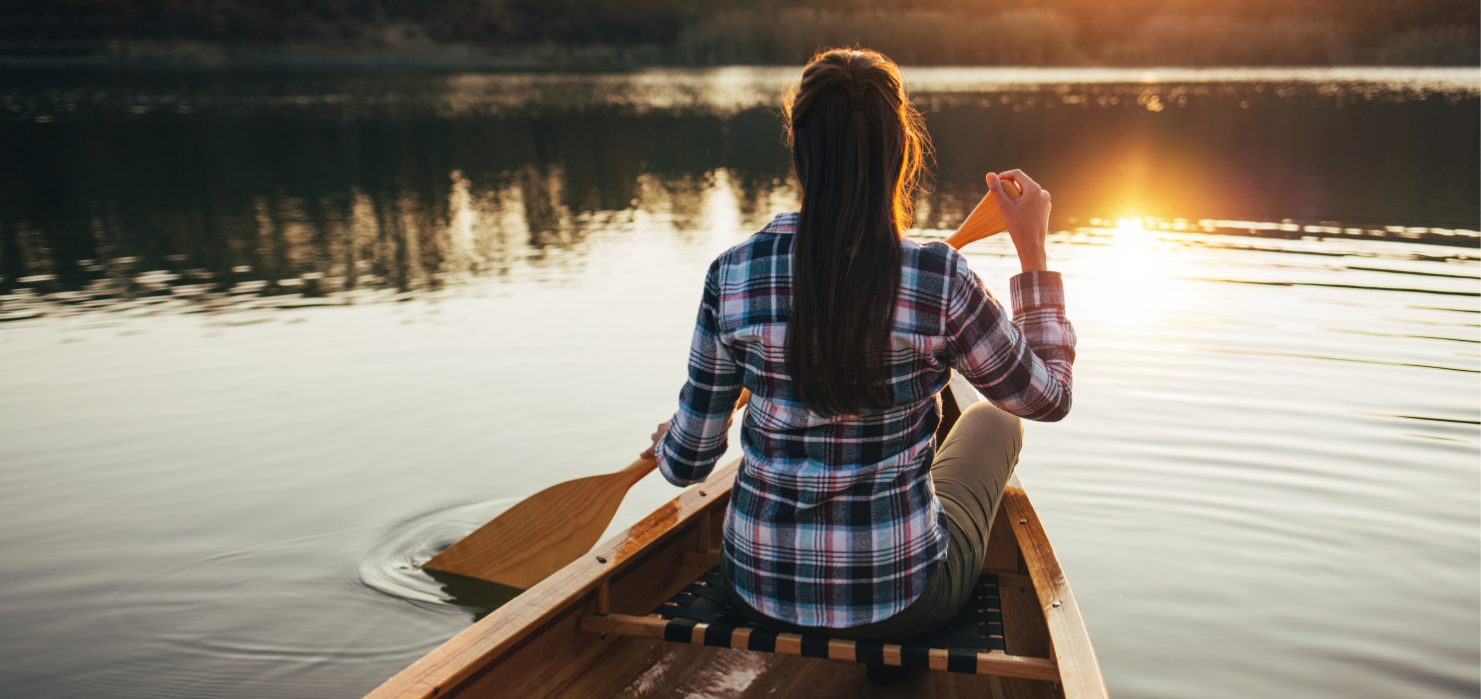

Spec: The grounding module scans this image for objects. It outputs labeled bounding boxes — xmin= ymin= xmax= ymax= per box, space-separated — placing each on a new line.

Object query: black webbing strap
xmin=679 ymin=583 xmax=731 ymax=604
xmin=650 ymin=567 xmax=1015 ymax=673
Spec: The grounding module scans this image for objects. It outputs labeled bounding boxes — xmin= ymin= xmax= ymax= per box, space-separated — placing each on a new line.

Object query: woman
xmin=640 ymin=48 xmax=1075 ymax=644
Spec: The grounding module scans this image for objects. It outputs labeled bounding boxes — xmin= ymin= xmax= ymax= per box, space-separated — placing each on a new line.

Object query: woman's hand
xmin=639 ymin=421 xmax=670 ymax=460
xmin=988 ymin=170 xmax=1051 ymax=273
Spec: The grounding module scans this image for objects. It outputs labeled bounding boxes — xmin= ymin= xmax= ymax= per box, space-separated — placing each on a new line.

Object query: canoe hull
xmin=365 ymin=377 xmax=1104 ymax=699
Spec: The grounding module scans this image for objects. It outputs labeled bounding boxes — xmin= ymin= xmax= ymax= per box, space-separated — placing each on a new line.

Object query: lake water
xmin=0 ymin=67 xmax=1477 ymax=698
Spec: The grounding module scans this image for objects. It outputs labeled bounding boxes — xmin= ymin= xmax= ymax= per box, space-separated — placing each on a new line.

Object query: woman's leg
xmin=921 ymin=401 xmax=1023 ymax=621
xmin=721 ymin=401 xmax=1022 ymax=640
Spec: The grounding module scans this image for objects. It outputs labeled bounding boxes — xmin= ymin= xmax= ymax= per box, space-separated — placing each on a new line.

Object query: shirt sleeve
xmin=944 ymin=256 xmax=1076 ymax=422
xmin=656 ymin=259 xmax=744 ymax=486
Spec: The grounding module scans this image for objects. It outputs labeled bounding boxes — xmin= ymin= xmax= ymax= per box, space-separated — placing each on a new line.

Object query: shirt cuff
xmin=1009 ymin=270 xmax=1066 ymax=315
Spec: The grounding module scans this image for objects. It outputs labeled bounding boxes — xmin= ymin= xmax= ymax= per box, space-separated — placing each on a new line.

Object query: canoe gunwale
xmin=948 ymin=372 xmax=1107 ymax=699
xmin=1002 ymin=478 xmax=1107 ymax=698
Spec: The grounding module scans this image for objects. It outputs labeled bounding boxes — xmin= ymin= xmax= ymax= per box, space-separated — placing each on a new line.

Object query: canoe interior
xmin=371 ymin=484 xmax=1061 ymax=699
xmin=598 ymin=504 xmax=1064 ymax=699
xmin=365 ymin=381 xmax=1100 ymax=699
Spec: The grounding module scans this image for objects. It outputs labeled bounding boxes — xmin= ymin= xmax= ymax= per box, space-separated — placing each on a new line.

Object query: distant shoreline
xmin=6 ymin=1 xmax=1477 ymax=72
xmin=1 ymin=36 xmax=1476 ymax=72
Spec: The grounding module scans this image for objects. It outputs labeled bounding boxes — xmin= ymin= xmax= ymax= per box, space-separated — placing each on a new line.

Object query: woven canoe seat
xmin=581 ymin=566 xmax=1058 ymax=680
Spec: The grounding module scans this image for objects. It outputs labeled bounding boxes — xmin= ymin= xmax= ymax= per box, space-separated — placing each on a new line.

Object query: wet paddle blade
xmin=423 ymin=459 xmax=653 ymax=589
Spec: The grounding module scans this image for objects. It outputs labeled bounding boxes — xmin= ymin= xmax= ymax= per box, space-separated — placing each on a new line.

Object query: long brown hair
xmin=783 ymin=48 xmax=930 ymax=416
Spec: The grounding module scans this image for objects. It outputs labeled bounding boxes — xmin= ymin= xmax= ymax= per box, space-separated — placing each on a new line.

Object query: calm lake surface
xmin=1 ymin=67 xmax=1477 ymax=698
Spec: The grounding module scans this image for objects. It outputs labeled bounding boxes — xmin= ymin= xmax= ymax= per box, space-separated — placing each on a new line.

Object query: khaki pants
xmin=723 ymin=401 xmax=1023 ymax=640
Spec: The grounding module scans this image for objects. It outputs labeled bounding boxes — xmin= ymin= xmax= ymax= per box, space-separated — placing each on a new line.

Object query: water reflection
xmin=1 ymin=68 xmax=1476 ymax=325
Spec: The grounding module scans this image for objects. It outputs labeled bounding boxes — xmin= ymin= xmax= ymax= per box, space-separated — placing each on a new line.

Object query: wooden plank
xmin=682 ymin=550 xmax=721 ymax=567
xmin=999 ymin=582 xmax=1050 ymax=657
xmin=985 ymin=569 xmax=1035 ymax=590
xmin=930 ymin=647 xmax=950 ymax=671
xmin=581 ymin=613 xmax=668 ymax=640
xmin=479 ymin=608 xmax=649 ymax=699
xmin=606 ymin=643 xmax=1034 ymax=698
xmin=984 ymin=504 xmax=1023 ymax=572
xmin=997 ymin=578 xmax=1058 ymax=699
xmin=976 ymin=650 xmax=1061 ymax=683
xmin=1002 ymin=475 xmax=1108 ymax=699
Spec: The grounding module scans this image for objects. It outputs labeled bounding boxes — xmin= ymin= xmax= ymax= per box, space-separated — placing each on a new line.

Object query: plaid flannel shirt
xmin=656 ymin=212 xmax=1076 ymax=628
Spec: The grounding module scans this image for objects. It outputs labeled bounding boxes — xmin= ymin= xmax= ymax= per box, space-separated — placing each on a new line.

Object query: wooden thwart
xmin=579 ymin=561 xmax=1060 ymax=684
xmin=580 ymin=612 xmax=1060 ymax=682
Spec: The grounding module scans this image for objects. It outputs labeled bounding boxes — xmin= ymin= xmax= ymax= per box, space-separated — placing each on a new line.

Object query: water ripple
xmin=357 ymin=499 xmax=525 ymax=612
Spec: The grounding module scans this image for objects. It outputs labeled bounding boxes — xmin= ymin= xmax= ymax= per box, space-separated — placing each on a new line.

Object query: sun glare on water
xmin=1075 ymin=214 xmax=1205 ymax=331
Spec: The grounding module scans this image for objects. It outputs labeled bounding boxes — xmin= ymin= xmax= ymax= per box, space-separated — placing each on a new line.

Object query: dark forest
xmin=3 ymin=0 xmax=1478 ymax=64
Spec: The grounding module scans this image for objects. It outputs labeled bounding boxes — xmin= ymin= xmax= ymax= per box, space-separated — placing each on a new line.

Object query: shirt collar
xmin=760 ymin=211 xmax=798 ymax=234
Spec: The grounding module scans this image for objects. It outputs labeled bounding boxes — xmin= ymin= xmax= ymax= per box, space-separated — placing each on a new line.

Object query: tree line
xmin=3 ymin=0 xmax=1476 ymax=64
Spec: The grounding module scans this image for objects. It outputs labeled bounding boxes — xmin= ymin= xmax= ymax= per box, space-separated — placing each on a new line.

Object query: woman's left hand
xmin=640 ymin=422 xmax=670 ymax=460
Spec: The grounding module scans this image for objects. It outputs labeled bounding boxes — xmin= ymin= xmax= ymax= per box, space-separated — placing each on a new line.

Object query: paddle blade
xmin=944 ymin=178 xmax=1022 ymax=250
xmin=423 ymin=462 xmax=649 ymax=589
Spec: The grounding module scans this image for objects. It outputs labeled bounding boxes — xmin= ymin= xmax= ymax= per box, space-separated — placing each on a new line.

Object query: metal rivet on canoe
xmin=1052 ymin=600 xmax=1062 ymax=608
xmin=596 ymin=556 xmax=607 ymax=564
xmin=1019 ymin=518 xmax=1027 ymax=524
xmin=698 ymin=490 xmax=707 ymax=497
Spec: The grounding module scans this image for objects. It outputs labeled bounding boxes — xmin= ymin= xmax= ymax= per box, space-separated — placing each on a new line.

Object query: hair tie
xmin=848 ymin=91 xmax=866 ymax=112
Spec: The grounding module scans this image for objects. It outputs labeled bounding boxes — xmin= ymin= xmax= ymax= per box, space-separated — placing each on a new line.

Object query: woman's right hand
xmin=988 ymin=170 xmax=1051 ymax=273
xmin=639 ymin=421 xmax=670 ymax=460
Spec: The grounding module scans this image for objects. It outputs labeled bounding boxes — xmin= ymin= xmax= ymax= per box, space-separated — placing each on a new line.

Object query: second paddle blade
xmin=423 ymin=464 xmax=646 ymax=589
xmin=944 ymin=179 xmax=1022 ymax=250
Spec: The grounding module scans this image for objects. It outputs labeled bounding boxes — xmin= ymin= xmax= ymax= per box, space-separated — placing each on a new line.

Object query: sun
xmin=1072 ymin=214 xmax=1206 ymax=330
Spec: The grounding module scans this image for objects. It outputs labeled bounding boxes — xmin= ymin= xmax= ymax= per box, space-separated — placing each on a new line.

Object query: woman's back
xmin=657 ymin=210 xmax=1074 ymax=627
xmin=647 ymin=47 xmax=1074 ymax=633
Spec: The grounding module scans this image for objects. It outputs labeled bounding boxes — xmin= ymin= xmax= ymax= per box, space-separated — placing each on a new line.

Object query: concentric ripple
xmin=357 ymin=499 xmax=526 ymax=612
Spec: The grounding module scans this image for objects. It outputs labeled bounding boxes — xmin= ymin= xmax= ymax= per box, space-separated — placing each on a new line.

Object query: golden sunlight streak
xmin=1076 ymin=216 xmax=1203 ymax=331
xmin=1116 ymin=217 xmax=1147 ymax=232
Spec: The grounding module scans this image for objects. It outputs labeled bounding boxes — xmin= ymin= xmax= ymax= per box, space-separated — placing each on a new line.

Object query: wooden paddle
xmin=424 ymin=178 xmax=1023 ymax=588
xmin=423 ymin=390 xmax=748 ymax=590
xmin=947 ymin=177 xmax=1022 ymax=250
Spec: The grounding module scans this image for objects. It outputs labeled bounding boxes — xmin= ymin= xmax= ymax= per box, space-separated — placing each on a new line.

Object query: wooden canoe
xmin=365 ymin=376 xmax=1106 ymax=699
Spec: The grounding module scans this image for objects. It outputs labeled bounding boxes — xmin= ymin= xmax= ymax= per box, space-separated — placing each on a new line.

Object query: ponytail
xmin=784 ymin=49 xmax=929 ymax=416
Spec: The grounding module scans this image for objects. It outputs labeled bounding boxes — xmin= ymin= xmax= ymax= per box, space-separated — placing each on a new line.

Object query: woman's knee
xmin=947 ymin=402 xmax=1024 ymax=462
xmin=958 ymin=402 xmax=1022 ymax=440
